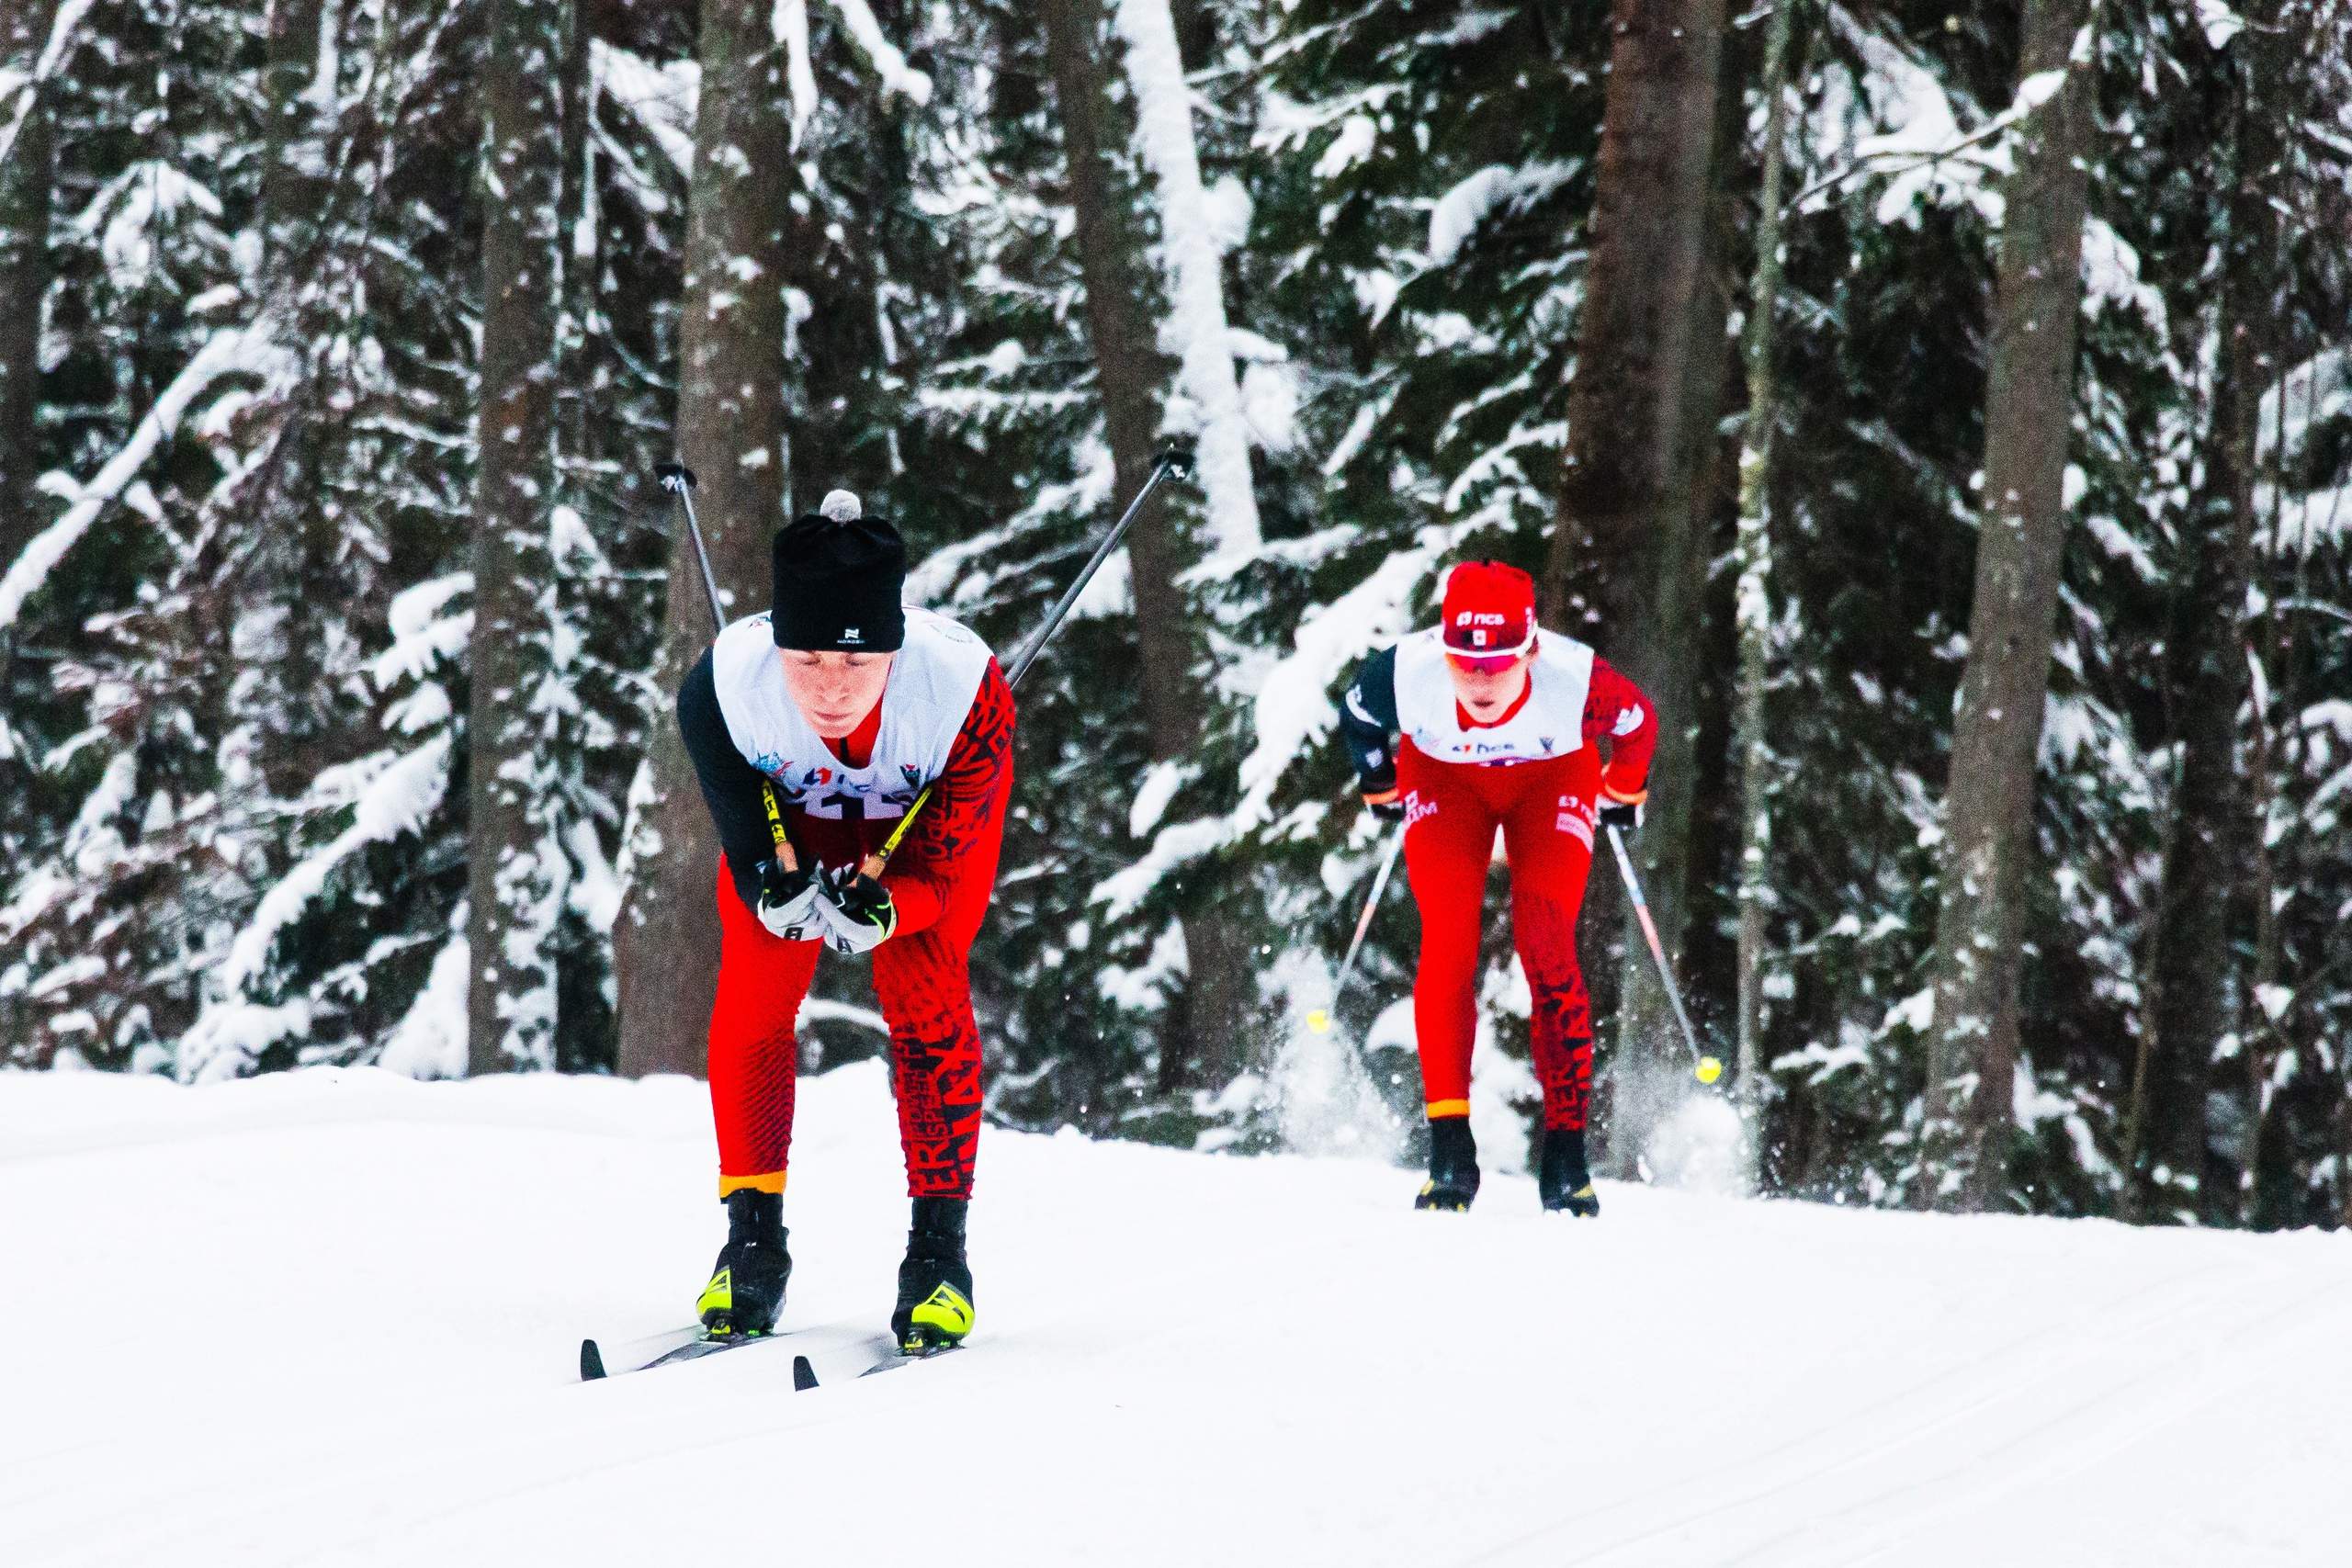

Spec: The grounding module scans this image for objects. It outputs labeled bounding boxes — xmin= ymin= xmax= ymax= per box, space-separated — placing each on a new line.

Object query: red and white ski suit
xmin=679 ymin=610 xmax=1014 ymax=1201
xmin=1340 ymin=631 xmax=1655 ymax=1130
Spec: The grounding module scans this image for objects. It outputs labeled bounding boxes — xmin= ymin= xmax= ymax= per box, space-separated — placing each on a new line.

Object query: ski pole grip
xmin=761 ymin=781 xmax=798 ymax=874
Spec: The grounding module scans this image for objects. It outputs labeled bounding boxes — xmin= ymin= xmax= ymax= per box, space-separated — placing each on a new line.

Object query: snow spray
xmin=1645 ymin=1093 xmax=1753 ymax=1198
xmin=1271 ymin=953 xmax=1402 ymax=1161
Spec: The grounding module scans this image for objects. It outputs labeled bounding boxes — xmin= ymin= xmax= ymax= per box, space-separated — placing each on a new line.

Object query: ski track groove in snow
xmin=4 ymin=1061 xmax=2348 ymax=1566
xmin=1484 ymin=1260 xmax=2325 ymax=1566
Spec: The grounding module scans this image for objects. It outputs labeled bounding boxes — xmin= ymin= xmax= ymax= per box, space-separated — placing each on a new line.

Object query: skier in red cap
xmin=1335 ymin=559 xmax=1655 ymax=1214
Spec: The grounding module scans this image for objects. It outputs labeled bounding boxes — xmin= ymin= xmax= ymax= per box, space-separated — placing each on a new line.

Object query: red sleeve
xmin=880 ymin=660 xmax=1015 ymax=939
xmin=1582 ymin=658 xmax=1657 ymax=804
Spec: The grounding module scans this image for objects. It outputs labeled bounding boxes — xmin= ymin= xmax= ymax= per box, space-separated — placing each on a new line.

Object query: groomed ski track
xmin=4 ymin=1061 xmax=2347 ymax=1567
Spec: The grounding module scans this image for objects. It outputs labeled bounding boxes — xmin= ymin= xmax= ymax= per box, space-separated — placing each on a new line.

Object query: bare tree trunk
xmin=553 ymin=0 xmax=594 ymax=479
xmin=1921 ymin=0 xmax=2093 ymax=1211
xmin=1543 ymin=0 xmax=1726 ymax=1174
xmin=262 ymin=0 xmax=331 ymax=267
xmin=2144 ymin=8 xmax=2286 ymax=1222
xmin=0 ymin=0 xmax=59 ymax=569
xmin=1731 ymin=0 xmax=1799 ymax=1149
xmin=2145 ymin=317 xmax=2260 ymax=1221
xmin=467 ymin=0 xmax=569 ymax=1074
xmin=1041 ymin=0 xmax=1258 ymax=1086
xmin=612 ymin=0 xmax=790 ymax=1078
xmin=2243 ymin=600 xmax=2282 ymax=1227
xmin=253 ymin=0 xmax=351 ymax=800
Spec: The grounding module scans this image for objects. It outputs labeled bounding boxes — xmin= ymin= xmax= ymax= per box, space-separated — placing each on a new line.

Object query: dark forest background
xmin=5 ymin=0 xmax=2349 ymax=1227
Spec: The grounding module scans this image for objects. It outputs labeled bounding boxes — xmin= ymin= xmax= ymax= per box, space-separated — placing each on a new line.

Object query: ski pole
xmin=854 ymin=439 xmax=1197 ymax=878
xmin=1604 ymin=821 xmax=1722 ymax=1086
xmin=1305 ymin=818 xmax=1406 ymax=1034
xmin=658 ymin=462 xmax=798 ymax=874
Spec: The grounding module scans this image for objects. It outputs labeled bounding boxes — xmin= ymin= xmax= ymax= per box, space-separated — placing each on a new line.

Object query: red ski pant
xmin=707 ymin=840 xmax=991 ymax=1201
xmin=1396 ymin=739 xmax=1599 ymax=1131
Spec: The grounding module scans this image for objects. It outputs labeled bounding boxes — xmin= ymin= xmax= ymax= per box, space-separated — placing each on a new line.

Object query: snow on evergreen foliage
xmin=4 ymin=0 xmax=2351 ymax=1228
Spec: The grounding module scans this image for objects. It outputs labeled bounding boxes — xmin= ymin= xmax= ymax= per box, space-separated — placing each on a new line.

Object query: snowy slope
xmin=4 ymin=1064 xmax=2348 ymax=1568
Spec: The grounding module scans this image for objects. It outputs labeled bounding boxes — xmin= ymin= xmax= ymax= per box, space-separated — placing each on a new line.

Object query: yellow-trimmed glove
xmin=814 ymin=863 xmax=897 ymax=954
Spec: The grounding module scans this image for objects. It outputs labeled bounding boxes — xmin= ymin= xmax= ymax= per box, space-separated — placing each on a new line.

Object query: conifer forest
xmin=5 ymin=0 xmax=2350 ymax=1229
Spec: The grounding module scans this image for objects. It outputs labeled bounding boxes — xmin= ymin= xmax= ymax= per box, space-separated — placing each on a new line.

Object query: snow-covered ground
xmin=5 ymin=1062 xmax=2348 ymax=1567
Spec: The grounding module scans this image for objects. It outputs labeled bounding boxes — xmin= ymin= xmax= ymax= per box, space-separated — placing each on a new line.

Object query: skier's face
xmin=779 ymin=649 xmax=897 ymax=738
xmin=1446 ymin=649 xmax=1532 ymax=722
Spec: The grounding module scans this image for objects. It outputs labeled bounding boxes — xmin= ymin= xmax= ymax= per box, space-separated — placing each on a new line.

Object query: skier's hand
xmin=1361 ymin=770 xmax=1405 ymax=823
xmin=815 ymin=863 xmax=897 ymax=953
xmin=756 ymin=858 xmax=821 ymax=941
xmin=1598 ymin=794 xmax=1644 ymax=837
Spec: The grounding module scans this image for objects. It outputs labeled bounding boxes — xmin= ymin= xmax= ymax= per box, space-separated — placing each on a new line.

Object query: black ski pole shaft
xmin=656 ymin=463 xmax=726 ymax=634
xmin=860 ymin=439 xmax=1195 ymax=877
xmin=658 ymin=460 xmax=798 ymax=874
xmin=1003 ymin=441 xmax=1193 ymax=690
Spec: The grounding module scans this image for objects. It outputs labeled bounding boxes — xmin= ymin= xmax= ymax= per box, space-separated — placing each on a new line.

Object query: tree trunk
xmin=253 ymin=0 xmax=348 ymax=799
xmin=262 ymin=0 xmax=331 ymax=267
xmin=1921 ymin=0 xmax=2093 ymax=1210
xmin=2147 ymin=12 xmax=2288 ymax=1224
xmin=2145 ymin=321 xmax=2260 ymax=1223
xmin=467 ymin=0 xmax=569 ymax=1074
xmin=612 ymin=0 xmax=791 ymax=1079
xmin=1731 ymin=0 xmax=1799 ymax=1144
xmin=0 ymin=0 xmax=57 ymax=570
xmin=1543 ymin=0 xmax=1726 ymax=1173
xmin=1040 ymin=0 xmax=1259 ymax=1086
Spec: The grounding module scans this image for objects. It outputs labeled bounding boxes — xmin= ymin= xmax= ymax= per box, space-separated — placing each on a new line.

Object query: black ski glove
xmin=756 ymin=858 xmax=820 ymax=941
xmin=1598 ymin=798 xmax=1643 ymax=836
xmin=1360 ymin=768 xmax=1404 ymax=823
xmin=815 ymin=863 xmax=898 ymax=954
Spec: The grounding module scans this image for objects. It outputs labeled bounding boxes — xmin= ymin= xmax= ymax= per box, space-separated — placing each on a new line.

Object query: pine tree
xmin=613 ymin=0 xmax=793 ymax=1078
xmin=1542 ymin=0 xmax=1728 ymax=1170
xmin=467 ymin=0 xmax=572 ymax=1073
xmin=1921 ymin=0 xmax=2098 ymax=1210
xmin=0 ymin=0 xmax=56 ymax=569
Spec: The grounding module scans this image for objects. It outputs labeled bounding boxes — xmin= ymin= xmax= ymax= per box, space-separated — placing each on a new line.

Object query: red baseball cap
xmin=1441 ymin=560 xmax=1536 ymax=657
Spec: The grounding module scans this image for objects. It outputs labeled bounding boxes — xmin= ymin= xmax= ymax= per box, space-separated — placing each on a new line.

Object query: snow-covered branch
xmin=0 ymin=321 xmax=282 ymax=633
xmin=1115 ymin=0 xmax=1262 ymax=570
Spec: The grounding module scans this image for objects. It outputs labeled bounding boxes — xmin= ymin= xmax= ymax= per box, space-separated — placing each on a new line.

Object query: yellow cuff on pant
xmin=1425 ymin=1100 xmax=1471 ymax=1120
xmin=718 ymin=1170 xmax=787 ymax=1197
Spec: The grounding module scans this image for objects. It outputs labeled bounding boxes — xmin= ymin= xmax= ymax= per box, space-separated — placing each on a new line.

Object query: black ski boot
xmin=697 ymin=1189 xmax=791 ymax=1337
xmin=1414 ymin=1116 xmax=1480 ymax=1211
xmin=1539 ymin=1127 xmax=1600 ymax=1217
xmin=892 ymin=1197 xmax=975 ymax=1355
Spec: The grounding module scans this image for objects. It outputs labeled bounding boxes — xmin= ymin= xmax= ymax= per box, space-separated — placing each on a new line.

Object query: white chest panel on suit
xmin=711 ymin=606 xmax=994 ymax=819
xmin=1392 ymin=627 xmax=1594 ymax=767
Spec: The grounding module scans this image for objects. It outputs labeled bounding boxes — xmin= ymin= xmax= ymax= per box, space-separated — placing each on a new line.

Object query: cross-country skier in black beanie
xmin=673 ymin=490 xmax=1016 ymax=1355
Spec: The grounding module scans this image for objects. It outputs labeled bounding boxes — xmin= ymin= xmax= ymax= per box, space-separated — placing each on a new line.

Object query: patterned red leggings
xmin=707 ymin=852 xmax=988 ymax=1199
xmin=1396 ymin=740 xmax=1599 ymax=1131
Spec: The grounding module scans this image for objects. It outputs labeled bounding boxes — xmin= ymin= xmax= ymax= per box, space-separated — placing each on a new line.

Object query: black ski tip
xmin=655 ymin=460 xmax=697 ymax=492
xmin=1155 ymin=437 xmax=1197 ymax=482
xmin=792 ymin=1354 xmax=818 ymax=1392
xmin=581 ymin=1339 xmax=608 ymax=1382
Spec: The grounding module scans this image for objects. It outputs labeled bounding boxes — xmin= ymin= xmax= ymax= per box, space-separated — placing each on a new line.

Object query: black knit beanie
xmin=770 ymin=513 xmax=907 ymax=652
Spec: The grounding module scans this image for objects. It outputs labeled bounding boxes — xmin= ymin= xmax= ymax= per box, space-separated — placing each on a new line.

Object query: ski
xmin=858 ymin=1342 xmax=963 ymax=1378
xmin=579 ymin=1325 xmax=789 ymax=1380
xmin=579 ymin=1321 xmax=957 ymax=1383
